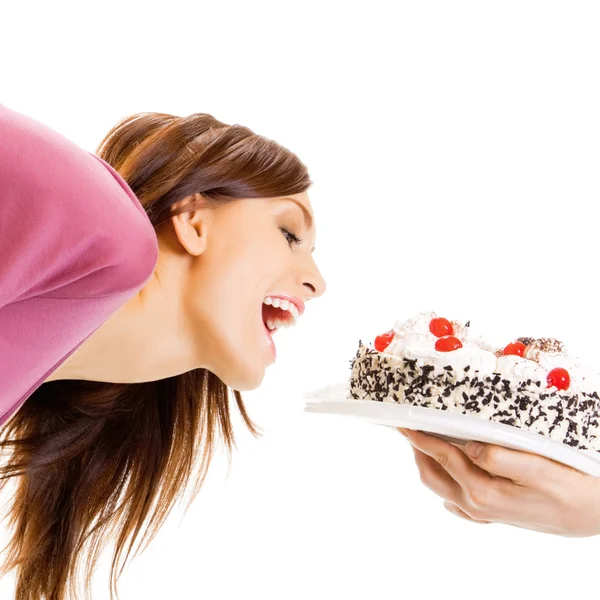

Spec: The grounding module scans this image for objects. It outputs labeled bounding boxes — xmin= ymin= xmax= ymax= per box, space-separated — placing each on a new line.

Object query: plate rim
xmin=303 ymin=381 xmax=600 ymax=476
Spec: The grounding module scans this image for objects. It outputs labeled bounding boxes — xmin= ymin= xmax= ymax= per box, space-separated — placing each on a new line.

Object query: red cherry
xmin=374 ymin=331 xmax=394 ymax=352
xmin=503 ymin=341 xmax=527 ymax=357
xmin=547 ymin=368 xmax=570 ymax=391
xmin=435 ymin=336 xmax=463 ymax=352
xmin=430 ymin=317 xmax=454 ymax=338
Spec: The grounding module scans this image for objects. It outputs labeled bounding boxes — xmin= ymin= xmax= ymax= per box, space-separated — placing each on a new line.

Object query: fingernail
xmin=397 ymin=428 xmax=409 ymax=438
xmin=465 ymin=441 xmax=484 ymax=458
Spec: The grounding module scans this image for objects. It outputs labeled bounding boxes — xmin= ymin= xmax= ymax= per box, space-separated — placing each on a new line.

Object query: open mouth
xmin=261 ymin=296 xmax=301 ymax=334
xmin=260 ymin=295 xmax=305 ymax=360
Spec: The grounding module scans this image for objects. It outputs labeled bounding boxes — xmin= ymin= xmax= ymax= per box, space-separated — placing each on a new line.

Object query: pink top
xmin=0 ymin=104 xmax=159 ymax=426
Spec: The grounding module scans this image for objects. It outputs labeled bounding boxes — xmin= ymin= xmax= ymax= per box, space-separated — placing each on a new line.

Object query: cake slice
xmin=349 ymin=311 xmax=600 ymax=452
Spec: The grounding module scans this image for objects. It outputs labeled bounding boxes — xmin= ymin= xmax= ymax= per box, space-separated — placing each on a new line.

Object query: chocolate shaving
xmin=528 ymin=337 xmax=564 ymax=354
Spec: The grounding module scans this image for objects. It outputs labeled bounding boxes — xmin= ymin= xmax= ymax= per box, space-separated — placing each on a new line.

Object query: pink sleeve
xmin=0 ymin=104 xmax=159 ymax=308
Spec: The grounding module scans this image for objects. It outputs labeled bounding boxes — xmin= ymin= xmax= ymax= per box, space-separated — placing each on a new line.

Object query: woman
xmin=0 ymin=105 xmax=597 ymax=600
xmin=0 ymin=104 xmax=324 ymax=600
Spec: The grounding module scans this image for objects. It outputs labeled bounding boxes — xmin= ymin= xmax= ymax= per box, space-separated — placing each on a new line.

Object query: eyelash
xmin=280 ymin=226 xmax=303 ymax=247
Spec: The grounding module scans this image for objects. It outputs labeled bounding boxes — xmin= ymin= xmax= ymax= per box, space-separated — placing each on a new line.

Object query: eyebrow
xmin=282 ymin=196 xmax=314 ymax=229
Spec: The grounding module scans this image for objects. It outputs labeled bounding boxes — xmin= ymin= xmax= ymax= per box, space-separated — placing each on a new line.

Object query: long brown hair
xmin=0 ymin=112 xmax=312 ymax=600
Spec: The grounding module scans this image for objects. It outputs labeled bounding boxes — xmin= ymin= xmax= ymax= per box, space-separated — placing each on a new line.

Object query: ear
xmin=170 ymin=193 xmax=211 ymax=257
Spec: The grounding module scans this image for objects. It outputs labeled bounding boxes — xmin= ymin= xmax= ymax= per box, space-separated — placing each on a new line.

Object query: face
xmin=169 ymin=191 xmax=326 ymax=391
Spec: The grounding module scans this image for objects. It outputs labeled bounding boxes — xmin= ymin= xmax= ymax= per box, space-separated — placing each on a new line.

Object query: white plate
xmin=303 ymin=382 xmax=600 ymax=477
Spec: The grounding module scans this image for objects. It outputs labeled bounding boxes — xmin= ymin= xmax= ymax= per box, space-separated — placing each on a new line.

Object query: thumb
xmin=464 ymin=441 xmax=580 ymax=490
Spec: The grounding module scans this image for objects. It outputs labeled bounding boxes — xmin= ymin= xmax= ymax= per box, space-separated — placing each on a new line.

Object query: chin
xmin=216 ymin=364 xmax=266 ymax=392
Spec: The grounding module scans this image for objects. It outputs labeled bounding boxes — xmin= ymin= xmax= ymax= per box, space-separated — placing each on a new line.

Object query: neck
xmin=45 ymin=272 xmax=197 ymax=385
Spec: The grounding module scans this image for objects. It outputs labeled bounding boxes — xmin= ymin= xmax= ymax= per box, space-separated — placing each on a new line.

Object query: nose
xmin=301 ymin=257 xmax=326 ymax=299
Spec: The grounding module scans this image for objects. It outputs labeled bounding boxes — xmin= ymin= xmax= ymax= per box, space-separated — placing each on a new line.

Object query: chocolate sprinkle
xmin=348 ymin=341 xmax=600 ymax=454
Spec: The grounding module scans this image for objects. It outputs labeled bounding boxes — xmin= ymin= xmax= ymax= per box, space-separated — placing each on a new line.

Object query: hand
xmin=397 ymin=427 xmax=600 ymax=537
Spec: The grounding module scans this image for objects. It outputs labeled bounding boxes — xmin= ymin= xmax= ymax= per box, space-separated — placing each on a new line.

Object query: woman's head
xmin=0 ymin=111 xmax=324 ymax=600
xmin=160 ymin=190 xmax=325 ymax=390
xmin=100 ymin=113 xmax=325 ymax=391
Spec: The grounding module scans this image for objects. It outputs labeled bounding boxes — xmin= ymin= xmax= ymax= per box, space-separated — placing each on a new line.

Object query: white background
xmin=2 ymin=1 xmax=600 ymax=598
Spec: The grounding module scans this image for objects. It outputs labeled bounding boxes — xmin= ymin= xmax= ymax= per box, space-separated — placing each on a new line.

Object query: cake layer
xmin=350 ymin=342 xmax=600 ymax=452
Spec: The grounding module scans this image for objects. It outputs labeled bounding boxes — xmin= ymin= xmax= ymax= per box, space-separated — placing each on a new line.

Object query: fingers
xmin=401 ymin=429 xmax=508 ymax=520
xmin=463 ymin=440 xmax=583 ymax=492
xmin=410 ymin=446 xmax=499 ymax=522
xmin=443 ymin=501 xmax=491 ymax=524
xmin=398 ymin=428 xmax=599 ymax=534
xmin=399 ymin=427 xmax=581 ymax=494
xmin=411 ymin=446 xmax=463 ymax=505
xmin=401 ymin=429 xmax=493 ymax=490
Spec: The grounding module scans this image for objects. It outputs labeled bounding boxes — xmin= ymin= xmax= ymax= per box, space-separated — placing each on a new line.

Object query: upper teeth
xmin=263 ymin=296 xmax=300 ymax=330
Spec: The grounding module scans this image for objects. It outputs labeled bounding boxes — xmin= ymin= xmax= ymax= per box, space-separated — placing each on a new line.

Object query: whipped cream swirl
xmin=379 ymin=311 xmax=599 ymax=394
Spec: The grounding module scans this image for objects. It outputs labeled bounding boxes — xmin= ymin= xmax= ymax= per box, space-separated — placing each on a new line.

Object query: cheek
xmin=195 ymin=224 xmax=287 ymax=326
xmin=207 ymin=234 xmax=286 ymax=298
xmin=192 ymin=264 xmax=269 ymax=389
xmin=187 ymin=233 xmax=288 ymax=389
xmin=196 ymin=245 xmax=271 ymax=338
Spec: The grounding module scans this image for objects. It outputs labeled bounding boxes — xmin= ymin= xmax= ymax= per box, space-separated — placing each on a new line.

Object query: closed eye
xmin=280 ymin=226 xmax=303 ymax=247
